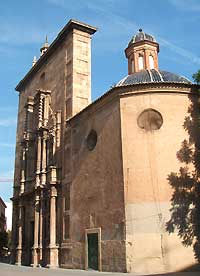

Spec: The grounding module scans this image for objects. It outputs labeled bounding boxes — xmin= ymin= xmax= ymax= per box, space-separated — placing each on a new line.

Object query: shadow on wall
xmin=166 ymin=88 xmax=200 ymax=263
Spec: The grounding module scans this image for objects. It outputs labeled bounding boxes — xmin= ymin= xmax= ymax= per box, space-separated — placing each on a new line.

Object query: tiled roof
xmin=116 ymin=69 xmax=192 ymax=86
xmin=128 ymin=29 xmax=156 ymax=46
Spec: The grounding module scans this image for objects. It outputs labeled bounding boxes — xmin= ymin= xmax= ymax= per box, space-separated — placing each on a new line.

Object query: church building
xmin=11 ymin=19 xmax=200 ymax=274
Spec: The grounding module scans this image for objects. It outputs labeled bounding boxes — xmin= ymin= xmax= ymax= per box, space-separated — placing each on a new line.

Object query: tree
xmin=192 ymin=70 xmax=200 ymax=84
xmin=166 ymin=70 xmax=200 ymax=261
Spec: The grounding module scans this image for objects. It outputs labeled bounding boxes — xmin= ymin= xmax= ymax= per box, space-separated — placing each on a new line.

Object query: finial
xmin=32 ymin=56 xmax=37 ymax=67
xmin=139 ymin=28 xmax=143 ymax=32
xmin=40 ymin=36 xmax=49 ymax=56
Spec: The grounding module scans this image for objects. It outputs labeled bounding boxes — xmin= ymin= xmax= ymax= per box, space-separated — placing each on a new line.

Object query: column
xmin=36 ymin=135 xmax=42 ymax=187
xmin=20 ymin=146 xmax=26 ymax=194
xmin=32 ymin=195 xmax=40 ymax=267
xmin=43 ymin=94 xmax=50 ymax=127
xmin=39 ymin=191 xmax=44 ymax=265
xmin=16 ymin=204 xmax=23 ymax=265
xmin=26 ymin=96 xmax=34 ymax=137
xmin=48 ymin=185 xmax=59 ymax=268
xmin=56 ymin=111 xmax=61 ymax=148
xmin=41 ymin=131 xmax=47 ymax=186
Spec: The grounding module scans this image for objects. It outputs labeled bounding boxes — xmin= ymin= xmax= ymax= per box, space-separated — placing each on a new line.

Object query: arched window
xmin=138 ymin=54 xmax=144 ymax=70
xmin=131 ymin=59 xmax=134 ymax=73
xmin=149 ymin=55 xmax=154 ymax=69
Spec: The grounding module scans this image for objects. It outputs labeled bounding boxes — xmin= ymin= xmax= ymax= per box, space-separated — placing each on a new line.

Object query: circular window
xmin=86 ymin=130 xmax=97 ymax=151
xmin=137 ymin=109 xmax=163 ymax=131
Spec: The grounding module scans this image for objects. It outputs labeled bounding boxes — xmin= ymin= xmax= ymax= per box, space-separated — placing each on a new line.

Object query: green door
xmin=87 ymin=233 xmax=98 ymax=270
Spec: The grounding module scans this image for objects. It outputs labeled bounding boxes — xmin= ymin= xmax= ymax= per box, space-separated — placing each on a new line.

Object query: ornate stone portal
xmin=12 ymin=89 xmax=61 ymax=267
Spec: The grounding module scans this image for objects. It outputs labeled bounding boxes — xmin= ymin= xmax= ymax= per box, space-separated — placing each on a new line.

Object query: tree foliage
xmin=192 ymin=70 xmax=200 ymax=84
xmin=166 ymin=71 xmax=200 ymax=261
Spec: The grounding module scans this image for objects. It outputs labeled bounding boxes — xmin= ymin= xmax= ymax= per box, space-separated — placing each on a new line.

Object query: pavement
xmin=0 ymin=263 xmax=200 ymax=276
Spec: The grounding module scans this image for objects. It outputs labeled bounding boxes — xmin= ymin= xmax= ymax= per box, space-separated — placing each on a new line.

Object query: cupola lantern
xmin=125 ymin=29 xmax=159 ymax=74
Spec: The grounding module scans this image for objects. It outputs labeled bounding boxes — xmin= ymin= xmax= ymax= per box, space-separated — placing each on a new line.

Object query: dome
xmin=128 ymin=29 xmax=156 ymax=46
xmin=116 ymin=69 xmax=192 ymax=86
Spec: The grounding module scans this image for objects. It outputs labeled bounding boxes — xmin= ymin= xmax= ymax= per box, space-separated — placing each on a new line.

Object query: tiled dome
xmin=116 ymin=69 xmax=191 ymax=86
xmin=128 ymin=29 xmax=156 ymax=46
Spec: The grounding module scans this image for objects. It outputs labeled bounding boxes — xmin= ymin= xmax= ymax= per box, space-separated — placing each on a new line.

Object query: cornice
xmin=67 ymin=82 xmax=200 ymax=125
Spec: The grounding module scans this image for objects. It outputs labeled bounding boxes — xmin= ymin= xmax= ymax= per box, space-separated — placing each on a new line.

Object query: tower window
xmin=138 ymin=54 xmax=144 ymax=70
xmin=149 ymin=55 xmax=154 ymax=69
xmin=131 ymin=59 xmax=134 ymax=73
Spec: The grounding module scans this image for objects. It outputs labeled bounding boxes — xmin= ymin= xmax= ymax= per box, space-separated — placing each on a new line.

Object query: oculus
xmin=137 ymin=109 xmax=163 ymax=131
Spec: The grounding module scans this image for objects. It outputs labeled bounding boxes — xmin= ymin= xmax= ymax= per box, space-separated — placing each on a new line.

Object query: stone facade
xmin=11 ymin=19 xmax=200 ymax=274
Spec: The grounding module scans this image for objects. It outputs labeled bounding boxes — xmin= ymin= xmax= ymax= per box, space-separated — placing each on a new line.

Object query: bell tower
xmin=125 ymin=29 xmax=159 ymax=74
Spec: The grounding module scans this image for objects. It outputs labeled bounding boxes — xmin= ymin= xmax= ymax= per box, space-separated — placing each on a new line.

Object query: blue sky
xmin=0 ymin=0 xmax=200 ymax=205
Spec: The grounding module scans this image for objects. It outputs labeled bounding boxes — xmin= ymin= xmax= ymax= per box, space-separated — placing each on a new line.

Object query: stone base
xmin=31 ymin=247 xmax=40 ymax=267
xmin=46 ymin=245 xmax=59 ymax=268
xmin=15 ymin=247 xmax=22 ymax=265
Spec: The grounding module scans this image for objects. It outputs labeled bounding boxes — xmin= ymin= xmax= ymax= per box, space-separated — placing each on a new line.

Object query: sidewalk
xmin=0 ymin=263 xmax=200 ymax=276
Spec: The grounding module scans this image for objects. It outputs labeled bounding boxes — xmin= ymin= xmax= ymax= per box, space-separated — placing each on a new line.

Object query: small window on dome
xmin=149 ymin=55 xmax=154 ymax=69
xmin=138 ymin=54 xmax=144 ymax=70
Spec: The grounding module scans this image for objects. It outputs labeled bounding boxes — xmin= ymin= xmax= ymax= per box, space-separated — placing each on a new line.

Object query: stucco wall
xmin=64 ymin=98 xmax=126 ymax=271
xmin=120 ymin=88 xmax=198 ymax=274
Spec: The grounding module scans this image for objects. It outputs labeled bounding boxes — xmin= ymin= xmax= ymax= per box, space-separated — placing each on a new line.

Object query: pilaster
xmin=47 ymin=167 xmax=59 ymax=268
xmin=39 ymin=190 xmax=44 ymax=265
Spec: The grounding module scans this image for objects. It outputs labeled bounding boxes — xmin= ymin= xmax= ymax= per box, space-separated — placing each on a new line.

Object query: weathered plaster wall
xmin=63 ymin=98 xmax=126 ymax=271
xmin=120 ymin=88 xmax=197 ymax=274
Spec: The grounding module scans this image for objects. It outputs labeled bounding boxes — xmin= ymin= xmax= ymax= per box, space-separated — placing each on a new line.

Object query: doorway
xmin=87 ymin=233 xmax=98 ymax=270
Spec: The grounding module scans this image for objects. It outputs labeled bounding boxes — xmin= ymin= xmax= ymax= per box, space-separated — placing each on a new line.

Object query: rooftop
xmin=116 ymin=69 xmax=192 ymax=86
xmin=128 ymin=29 xmax=156 ymax=46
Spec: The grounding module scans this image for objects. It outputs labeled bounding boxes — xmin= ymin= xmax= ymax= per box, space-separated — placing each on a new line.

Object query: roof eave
xmin=67 ymin=82 xmax=199 ymax=124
